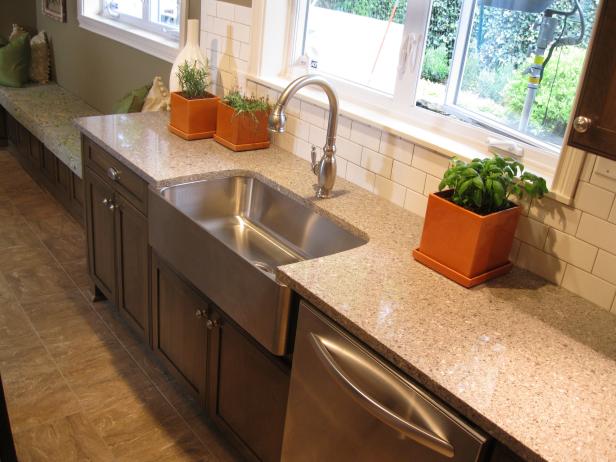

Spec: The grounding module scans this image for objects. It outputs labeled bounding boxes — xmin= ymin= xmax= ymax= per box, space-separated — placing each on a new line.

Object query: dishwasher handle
xmin=310 ymin=333 xmax=455 ymax=459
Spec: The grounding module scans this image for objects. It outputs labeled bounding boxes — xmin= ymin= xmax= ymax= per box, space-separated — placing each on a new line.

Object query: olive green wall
xmin=0 ymin=1 xmax=37 ymax=38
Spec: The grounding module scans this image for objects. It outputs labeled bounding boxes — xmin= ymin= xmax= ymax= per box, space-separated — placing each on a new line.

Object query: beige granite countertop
xmin=76 ymin=112 xmax=616 ymax=462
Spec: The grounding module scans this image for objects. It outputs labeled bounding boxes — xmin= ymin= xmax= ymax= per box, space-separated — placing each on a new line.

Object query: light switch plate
xmin=595 ymin=156 xmax=616 ymax=180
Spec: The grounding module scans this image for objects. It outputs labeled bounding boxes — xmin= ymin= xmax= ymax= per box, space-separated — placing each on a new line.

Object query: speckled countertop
xmin=76 ymin=112 xmax=616 ymax=462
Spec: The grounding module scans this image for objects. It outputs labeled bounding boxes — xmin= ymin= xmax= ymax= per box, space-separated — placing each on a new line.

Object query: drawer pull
xmin=107 ymin=167 xmax=121 ymax=181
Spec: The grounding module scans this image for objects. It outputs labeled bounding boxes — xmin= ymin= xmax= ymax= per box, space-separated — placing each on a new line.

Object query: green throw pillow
xmin=0 ymin=33 xmax=31 ymax=88
xmin=112 ymin=84 xmax=152 ymax=114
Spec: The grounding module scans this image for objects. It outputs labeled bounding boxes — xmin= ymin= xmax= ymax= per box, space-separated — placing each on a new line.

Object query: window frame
xmin=250 ymin=0 xmax=601 ymax=205
xmin=77 ymin=0 xmax=186 ymax=63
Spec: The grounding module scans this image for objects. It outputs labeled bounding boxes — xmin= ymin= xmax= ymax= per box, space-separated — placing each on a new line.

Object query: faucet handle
xmin=311 ymin=145 xmax=317 ymax=166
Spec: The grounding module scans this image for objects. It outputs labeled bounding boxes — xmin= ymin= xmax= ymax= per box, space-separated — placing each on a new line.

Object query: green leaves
xmin=177 ymin=60 xmax=210 ymax=99
xmin=438 ymin=155 xmax=547 ymax=215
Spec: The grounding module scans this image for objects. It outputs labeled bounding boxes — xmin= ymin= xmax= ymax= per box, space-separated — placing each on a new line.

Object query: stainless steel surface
xmin=148 ymin=175 xmax=366 ymax=355
xmin=281 ymin=302 xmax=489 ymax=462
xmin=107 ymin=166 xmax=120 ymax=181
xmin=309 ymin=334 xmax=455 ymax=458
xmin=573 ymin=115 xmax=592 ymax=133
xmin=269 ymin=75 xmax=339 ymax=199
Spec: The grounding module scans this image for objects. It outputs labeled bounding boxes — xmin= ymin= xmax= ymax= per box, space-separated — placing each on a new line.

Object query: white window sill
xmin=249 ymin=73 xmax=586 ymax=204
xmin=77 ymin=13 xmax=179 ymax=63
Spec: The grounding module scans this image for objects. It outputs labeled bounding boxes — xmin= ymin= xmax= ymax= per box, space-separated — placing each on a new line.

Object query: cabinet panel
xmin=115 ymin=194 xmax=150 ymax=342
xmin=569 ymin=0 xmax=616 ymax=159
xmin=152 ymin=253 xmax=208 ymax=401
xmin=85 ymin=168 xmax=117 ymax=301
xmin=0 ymin=107 xmax=6 ymax=146
xmin=208 ymin=308 xmax=290 ymax=462
xmin=28 ymin=134 xmax=43 ymax=171
xmin=41 ymin=146 xmax=57 ymax=185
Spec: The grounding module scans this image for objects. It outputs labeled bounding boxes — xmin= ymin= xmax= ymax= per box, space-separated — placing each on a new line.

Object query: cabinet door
xmin=152 ymin=253 xmax=208 ymax=401
xmin=115 ymin=193 xmax=150 ymax=342
xmin=85 ymin=168 xmax=117 ymax=301
xmin=208 ymin=308 xmax=290 ymax=462
xmin=569 ymin=0 xmax=616 ymax=159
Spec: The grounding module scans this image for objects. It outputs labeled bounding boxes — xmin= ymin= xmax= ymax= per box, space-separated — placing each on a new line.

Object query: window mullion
xmin=392 ymin=0 xmax=433 ymax=112
xmin=444 ymin=0 xmax=476 ymax=107
xmin=143 ymin=0 xmax=149 ymax=22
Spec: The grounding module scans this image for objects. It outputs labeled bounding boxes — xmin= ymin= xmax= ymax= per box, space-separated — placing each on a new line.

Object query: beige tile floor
xmin=0 ymin=148 xmax=241 ymax=462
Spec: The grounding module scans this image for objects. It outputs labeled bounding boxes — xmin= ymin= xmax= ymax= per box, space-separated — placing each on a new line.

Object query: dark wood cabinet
xmin=151 ymin=253 xmax=208 ymax=402
xmin=0 ymin=107 xmax=6 ymax=147
xmin=116 ymin=193 xmax=150 ymax=342
xmin=83 ymin=137 xmax=150 ymax=341
xmin=569 ymin=0 xmax=616 ymax=159
xmin=208 ymin=306 xmax=291 ymax=462
xmin=85 ymin=168 xmax=117 ymax=302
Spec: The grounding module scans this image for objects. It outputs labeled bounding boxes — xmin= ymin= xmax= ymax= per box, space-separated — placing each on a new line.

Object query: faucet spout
xmin=269 ymin=75 xmax=339 ymax=198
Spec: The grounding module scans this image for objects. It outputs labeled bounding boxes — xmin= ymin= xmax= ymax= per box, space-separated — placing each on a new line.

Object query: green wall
xmin=0 ymin=1 xmax=37 ymax=38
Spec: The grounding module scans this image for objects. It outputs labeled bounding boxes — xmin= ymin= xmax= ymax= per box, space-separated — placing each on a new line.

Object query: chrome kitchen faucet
xmin=269 ymin=75 xmax=339 ymax=198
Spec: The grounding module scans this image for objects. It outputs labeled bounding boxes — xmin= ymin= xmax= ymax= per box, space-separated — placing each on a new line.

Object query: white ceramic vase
xmin=169 ymin=19 xmax=208 ymax=92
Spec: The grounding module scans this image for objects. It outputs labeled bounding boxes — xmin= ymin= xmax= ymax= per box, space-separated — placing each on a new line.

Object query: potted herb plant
xmin=168 ymin=60 xmax=219 ymax=140
xmin=413 ymin=155 xmax=547 ymax=287
xmin=213 ymin=90 xmax=271 ymax=151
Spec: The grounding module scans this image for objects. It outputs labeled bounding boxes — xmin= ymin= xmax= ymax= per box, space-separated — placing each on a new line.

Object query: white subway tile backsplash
xmin=239 ymin=42 xmax=251 ymax=62
xmin=336 ymin=137 xmax=362 ymax=165
xmin=338 ymin=116 xmax=352 ymax=139
xmin=336 ymin=157 xmax=348 ymax=179
xmin=423 ymin=175 xmax=441 ymax=196
xmin=562 ymin=265 xmax=616 ymax=310
xmin=308 ymin=124 xmax=326 ymax=147
xmin=411 ymin=146 xmax=450 ymax=178
xmin=593 ymin=250 xmax=616 ymax=286
xmin=361 ymin=148 xmax=393 ymax=177
xmin=217 ymin=1 xmax=235 ymax=20
xmin=516 ymin=243 xmax=566 ymax=285
xmin=300 ymin=102 xmax=326 ymax=128
xmin=391 ymin=161 xmax=426 ymax=193
xmin=346 ymin=163 xmax=376 ymax=192
xmin=205 ymin=14 xmax=216 ymax=32
xmin=576 ymin=213 xmax=616 ymax=255
xmin=573 ymin=181 xmax=615 ymax=219
xmin=205 ymin=0 xmax=217 ymax=15
xmin=379 ymin=133 xmax=413 ymax=164
xmin=590 ymin=157 xmax=616 ymax=193
xmin=403 ymin=189 xmax=428 ymax=217
xmin=234 ymin=5 xmax=252 ymax=26
xmin=509 ymin=238 xmax=521 ymax=263
xmin=544 ymin=228 xmax=598 ymax=272
xmin=515 ymin=216 xmax=549 ymax=249
xmin=350 ymin=121 xmax=381 ymax=152
xmin=374 ymin=176 xmax=406 ymax=207
xmin=285 ymin=97 xmax=301 ymax=117
xmin=528 ymin=197 xmax=582 ymax=235
xmin=285 ymin=115 xmax=309 ymax=141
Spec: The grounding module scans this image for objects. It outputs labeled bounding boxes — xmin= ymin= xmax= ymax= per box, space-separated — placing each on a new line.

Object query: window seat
xmin=0 ymin=82 xmax=100 ymax=177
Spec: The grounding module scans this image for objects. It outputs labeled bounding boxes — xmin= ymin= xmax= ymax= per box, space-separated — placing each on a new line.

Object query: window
xmin=103 ymin=0 xmax=181 ymax=42
xmin=290 ymin=0 xmax=598 ymax=155
xmin=78 ymin=0 xmax=184 ymax=62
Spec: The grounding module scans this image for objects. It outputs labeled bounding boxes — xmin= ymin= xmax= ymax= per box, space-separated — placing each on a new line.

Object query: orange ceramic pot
xmin=412 ymin=190 xmax=521 ymax=288
xmin=168 ymin=91 xmax=219 ymax=140
xmin=213 ymin=101 xmax=270 ymax=152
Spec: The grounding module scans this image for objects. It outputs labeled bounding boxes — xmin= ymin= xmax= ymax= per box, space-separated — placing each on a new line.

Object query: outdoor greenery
xmin=177 ymin=60 xmax=210 ymax=99
xmin=223 ymin=90 xmax=271 ymax=120
xmin=439 ymin=155 xmax=548 ymax=214
xmin=504 ymin=46 xmax=586 ymax=137
xmin=421 ymin=46 xmax=450 ymax=83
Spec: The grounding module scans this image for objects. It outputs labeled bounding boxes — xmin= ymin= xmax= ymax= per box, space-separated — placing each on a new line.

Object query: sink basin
xmin=149 ymin=175 xmax=366 ymax=355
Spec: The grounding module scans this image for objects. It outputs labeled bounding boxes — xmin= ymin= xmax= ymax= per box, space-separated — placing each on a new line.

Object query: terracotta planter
xmin=168 ymin=91 xmax=219 ymax=140
xmin=412 ymin=190 xmax=521 ymax=288
xmin=213 ymin=101 xmax=270 ymax=151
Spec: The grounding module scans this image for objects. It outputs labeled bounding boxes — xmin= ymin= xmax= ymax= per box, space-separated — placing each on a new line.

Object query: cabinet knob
xmin=102 ymin=198 xmax=109 ymax=206
xmin=573 ymin=116 xmax=592 ymax=133
xmin=195 ymin=309 xmax=205 ymax=318
xmin=206 ymin=319 xmax=219 ymax=330
xmin=107 ymin=167 xmax=121 ymax=181
xmin=108 ymin=202 xmax=117 ymax=211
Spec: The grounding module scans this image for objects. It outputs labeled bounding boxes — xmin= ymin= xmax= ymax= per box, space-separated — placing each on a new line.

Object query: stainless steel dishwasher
xmin=281 ymin=302 xmax=490 ymax=462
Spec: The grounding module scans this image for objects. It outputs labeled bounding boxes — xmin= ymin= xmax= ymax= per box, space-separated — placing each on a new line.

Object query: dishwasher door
xmin=281 ymin=302 xmax=489 ymax=462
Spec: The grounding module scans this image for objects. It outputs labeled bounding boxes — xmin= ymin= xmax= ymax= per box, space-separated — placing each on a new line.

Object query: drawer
xmin=84 ymin=138 xmax=148 ymax=214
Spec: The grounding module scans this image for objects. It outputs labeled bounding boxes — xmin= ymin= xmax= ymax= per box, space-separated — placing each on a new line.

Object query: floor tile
xmin=14 ymin=413 xmax=116 ymax=462
xmin=3 ymin=263 xmax=76 ymax=303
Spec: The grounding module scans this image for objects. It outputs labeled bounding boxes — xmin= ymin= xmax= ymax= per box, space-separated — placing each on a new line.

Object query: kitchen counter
xmin=76 ymin=111 xmax=616 ymax=462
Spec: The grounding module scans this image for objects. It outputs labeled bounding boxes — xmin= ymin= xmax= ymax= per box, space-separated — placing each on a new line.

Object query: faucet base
xmin=316 ymin=187 xmax=332 ymax=199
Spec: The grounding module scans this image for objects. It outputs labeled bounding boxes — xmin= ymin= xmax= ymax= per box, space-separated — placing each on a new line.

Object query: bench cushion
xmin=0 ymin=83 xmax=100 ymax=177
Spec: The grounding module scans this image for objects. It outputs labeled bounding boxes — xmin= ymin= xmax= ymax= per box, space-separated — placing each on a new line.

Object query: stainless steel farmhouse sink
xmin=149 ymin=175 xmax=367 ymax=355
